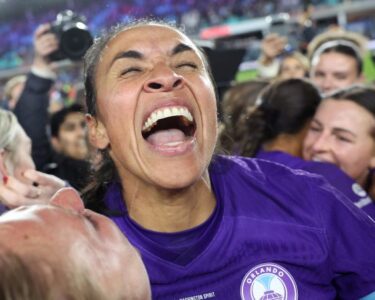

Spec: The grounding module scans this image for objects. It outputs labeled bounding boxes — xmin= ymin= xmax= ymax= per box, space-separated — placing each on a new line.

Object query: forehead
xmin=101 ymin=24 xmax=201 ymax=62
xmin=62 ymin=112 xmax=85 ymax=124
xmin=315 ymin=52 xmax=357 ymax=72
xmin=283 ymin=56 xmax=301 ymax=64
xmin=317 ymin=99 xmax=375 ymax=129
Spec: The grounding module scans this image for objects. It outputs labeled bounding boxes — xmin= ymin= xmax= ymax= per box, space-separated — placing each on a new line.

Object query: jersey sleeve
xmin=308 ymin=176 xmax=375 ymax=299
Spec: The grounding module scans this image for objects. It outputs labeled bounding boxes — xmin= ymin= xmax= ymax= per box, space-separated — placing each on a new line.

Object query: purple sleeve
xmin=304 ymin=162 xmax=375 ymax=219
xmin=309 ymin=176 xmax=375 ymax=299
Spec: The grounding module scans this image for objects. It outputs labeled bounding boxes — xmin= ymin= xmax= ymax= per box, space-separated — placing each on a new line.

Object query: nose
xmin=50 ymin=187 xmax=85 ymax=213
xmin=310 ymin=132 xmax=331 ymax=154
xmin=320 ymin=78 xmax=334 ymax=94
xmin=143 ymin=64 xmax=184 ymax=92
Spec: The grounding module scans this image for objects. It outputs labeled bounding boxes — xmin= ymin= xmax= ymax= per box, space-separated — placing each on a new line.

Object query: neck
xmin=263 ymin=126 xmax=310 ymax=157
xmin=263 ymin=134 xmax=302 ymax=157
xmin=120 ymin=171 xmax=216 ymax=233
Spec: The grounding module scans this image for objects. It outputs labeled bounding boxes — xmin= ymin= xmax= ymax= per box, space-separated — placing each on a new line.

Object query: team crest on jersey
xmin=352 ymin=183 xmax=367 ymax=197
xmin=240 ymin=263 xmax=298 ymax=300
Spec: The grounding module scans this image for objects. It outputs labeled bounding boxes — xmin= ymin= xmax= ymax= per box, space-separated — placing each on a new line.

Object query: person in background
xmin=307 ymin=29 xmax=367 ymax=95
xmin=256 ymin=33 xmax=287 ymax=79
xmin=44 ymin=104 xmax=90 ymax=190
xmin=221 ymin=78 xmax=375 ymax=217
xmin=12 ymin=23 xmax=91 ymax=191
xmin=219 ymin=79 xmax=269 ymax=152
xmin=257 ymin=29 xmax=368 ymax=95
xmin=82 ymin=20 xmax=375 ymax=299
xmin=0 ymin=108 xmax=65 ymax=212
xmin=303 ymin=86 xmax=375 ymax=197
xmin=0 ymin=187 xmax=151 ymax=300
xmin=257 ymin=34 xmax=309 ymax=80
xmin=277 ymin=51 xmax=309 ymax=80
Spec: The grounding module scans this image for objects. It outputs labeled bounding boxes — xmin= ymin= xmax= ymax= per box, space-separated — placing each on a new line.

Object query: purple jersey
xmin=105 ymin=155 xmax=375 ymax=300
xmin=256 ymin=149 xmax=375 ymax=218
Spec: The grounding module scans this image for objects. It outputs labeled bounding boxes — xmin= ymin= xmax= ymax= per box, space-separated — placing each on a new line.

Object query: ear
xmin=51 ymin=136 xmax=61 ymax=152
xmin=86 ymin=114 xmax=110 ymax=150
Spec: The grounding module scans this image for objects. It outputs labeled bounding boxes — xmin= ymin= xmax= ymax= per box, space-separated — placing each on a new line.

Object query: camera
xmin=265 ymin=13 xmax=300 ymax=53
xmin=49 ymin=10 xmax=93 ymax=61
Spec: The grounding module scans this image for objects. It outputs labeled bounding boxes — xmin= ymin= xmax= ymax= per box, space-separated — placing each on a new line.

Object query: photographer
xmin=13 ymin=22 xmax=91 ymax=191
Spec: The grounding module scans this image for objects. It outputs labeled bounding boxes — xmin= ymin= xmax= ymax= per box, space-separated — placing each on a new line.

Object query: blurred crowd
xmin=0 ymin=0 xmax=347 ymax=70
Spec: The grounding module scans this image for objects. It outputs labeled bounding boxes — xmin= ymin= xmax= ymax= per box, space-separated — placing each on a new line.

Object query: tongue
xmin=146 ymin=129 xmax=186 ymax=146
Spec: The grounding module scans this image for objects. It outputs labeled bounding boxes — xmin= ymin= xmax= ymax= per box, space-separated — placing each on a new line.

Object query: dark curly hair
xmin=235 ymin=78 xmax=321 ymax=157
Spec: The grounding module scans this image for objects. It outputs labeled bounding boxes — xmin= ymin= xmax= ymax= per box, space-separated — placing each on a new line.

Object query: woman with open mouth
xmin=82 ymin=20 xmax=375 ymax=300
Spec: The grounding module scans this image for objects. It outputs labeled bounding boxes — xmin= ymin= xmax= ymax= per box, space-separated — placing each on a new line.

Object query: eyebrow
xmin=311 ymin=119 xmax=321 ymax=125
xmin=110 ymin=50 xmax=144 ymax=68
xmin=332 ymin=127 xmax=356 ymax=138
xmin=109 ymin=43 xmax=194 ymax=68
xmin=171 ymin=43 xmax=194 ymax=56
xmin=332 ymin=71 xmax=350 ymax=76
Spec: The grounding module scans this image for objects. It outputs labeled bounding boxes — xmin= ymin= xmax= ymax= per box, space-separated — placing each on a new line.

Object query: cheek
xmin=335 ymin=144 xmax=372 ymax=175
xmin=98 ymin=84 xmax=138 ymax=122
xmin=200 ymin=77 xmax=217 ymax=117
xmin=303 ymin=132 xmax=315 ymax=149
xmin=97 ymin=106 xmax=134 ymax=146
xmin=62 ymin=134 xmax=76 ymax=145
xmin=296 ymin=68 xmax=305 ymax=76
xmin=201 ymin=89 xmax=218 ymax=139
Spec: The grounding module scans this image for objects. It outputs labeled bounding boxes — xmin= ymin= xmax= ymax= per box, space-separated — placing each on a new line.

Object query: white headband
xmin=310 ymin=39 xmax=363 ymax=68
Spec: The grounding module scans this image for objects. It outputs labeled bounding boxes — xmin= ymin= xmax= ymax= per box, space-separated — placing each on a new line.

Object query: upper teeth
xmin=312 ymin=156 xmax=325 ymax=162
xmin=142 ymin=106 xmax=193 ymax=132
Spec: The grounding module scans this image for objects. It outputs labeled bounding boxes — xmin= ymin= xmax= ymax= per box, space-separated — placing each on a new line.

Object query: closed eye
xmin=336 ymin=135 xmax=353 ymax=143
xmin=309 ymin=126 xmax=322 ymax=133
xmin=120 ymin=67 xmax=141 ymax=76
xmin=176 ymin=62 xmax=198 ymax=69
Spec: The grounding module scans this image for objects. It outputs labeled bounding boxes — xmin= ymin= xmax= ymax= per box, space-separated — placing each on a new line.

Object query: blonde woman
xmin=0 ymin=109 xmax=65 ymax=210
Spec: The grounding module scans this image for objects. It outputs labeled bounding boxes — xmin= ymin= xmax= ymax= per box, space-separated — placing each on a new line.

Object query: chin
xmin=149 ymin=162 xmax=206 ymax=191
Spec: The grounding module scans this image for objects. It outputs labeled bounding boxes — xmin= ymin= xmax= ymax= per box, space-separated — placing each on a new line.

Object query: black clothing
xmin=14 ymin=72 xmax=91 ymax=191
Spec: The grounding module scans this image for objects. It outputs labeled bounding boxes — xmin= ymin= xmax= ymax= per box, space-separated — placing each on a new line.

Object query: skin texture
xmin=87 ymin=24 xmax=218 ymax=232
xmin=303 ymin=99 xmax=375 ymax=187
xmin=311 ymin=52 xmax=362 ymax=94
xmin=52 ymin=112 xmax=89 ymax=160
xmin=0 ymin=188 xmax=151 ymax=299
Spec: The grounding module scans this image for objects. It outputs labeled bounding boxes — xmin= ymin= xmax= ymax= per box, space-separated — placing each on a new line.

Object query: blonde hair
xmin=0 ymin=109 xmax=19 ymax=151
xmin=278 ymin=52 xmax=310 ymax=76
xmin=0 ymin=109 xmax=23 ymax=174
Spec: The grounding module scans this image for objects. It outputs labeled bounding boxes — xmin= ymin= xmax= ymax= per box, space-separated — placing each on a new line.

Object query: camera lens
xmin=60 ymin=24 xmax=93 ymax=60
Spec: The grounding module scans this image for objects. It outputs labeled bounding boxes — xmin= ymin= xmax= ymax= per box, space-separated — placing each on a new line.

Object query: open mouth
xmin=142 ymin=106 xmax=196 ymax=146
